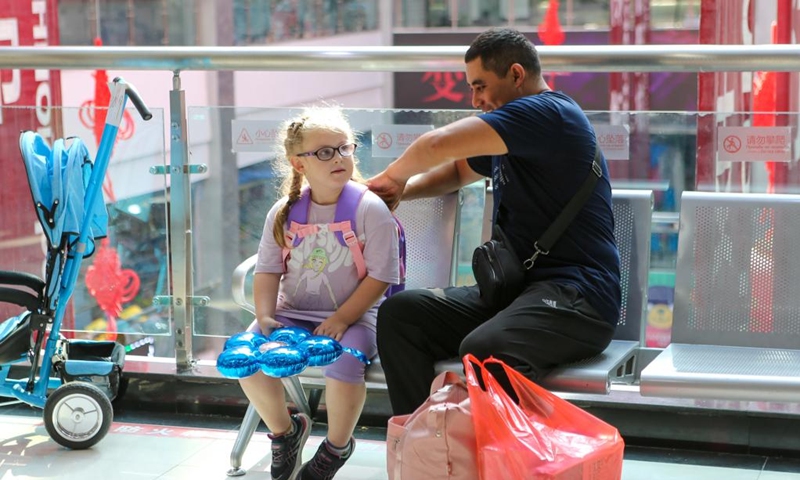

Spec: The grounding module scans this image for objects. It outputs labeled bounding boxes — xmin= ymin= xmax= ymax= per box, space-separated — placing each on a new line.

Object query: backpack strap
xmin=333 ymin=182 xmax=368 ymax=279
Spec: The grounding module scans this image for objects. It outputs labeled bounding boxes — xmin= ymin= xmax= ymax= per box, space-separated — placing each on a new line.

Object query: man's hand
xmin=367 ymin=170 xmax=407 ymax=211
xmin=314 ymin=317 xmax=349 ymax=342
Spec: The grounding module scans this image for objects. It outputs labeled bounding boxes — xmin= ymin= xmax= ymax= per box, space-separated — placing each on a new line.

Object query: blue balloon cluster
xmin=217 ymin=326 xmax=370 ymax=379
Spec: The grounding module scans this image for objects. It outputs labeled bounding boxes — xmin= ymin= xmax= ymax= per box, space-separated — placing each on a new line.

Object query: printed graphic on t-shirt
xmin=492 ymin=157 xmax=509 ymax=221
xmin=493 ymin=162 xmax=508 ymax=188
xmin=287 ymin=226 xmax=356 ymax=311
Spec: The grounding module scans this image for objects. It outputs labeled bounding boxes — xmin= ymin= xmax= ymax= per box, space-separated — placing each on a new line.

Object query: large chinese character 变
xmin=421 ymin=72 xmax=466 ymax=103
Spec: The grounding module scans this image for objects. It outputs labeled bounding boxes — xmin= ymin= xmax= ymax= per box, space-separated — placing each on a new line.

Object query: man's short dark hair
xmin=464 ymin=28 xmax=541 ymax=78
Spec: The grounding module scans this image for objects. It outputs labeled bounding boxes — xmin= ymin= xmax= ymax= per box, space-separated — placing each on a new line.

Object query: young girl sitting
xmin=239 ymin=107 xmax=400 ymax=480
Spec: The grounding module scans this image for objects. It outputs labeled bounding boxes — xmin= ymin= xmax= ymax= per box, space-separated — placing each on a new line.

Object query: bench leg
xmin=281 ymin=376 xmax=312 ymax=417
xmin=308 ymin=388 xmax=322 ymax=417
xmin=227 ymin=377 xmax=313 ymax=476
xmin=227 ymin=403 xmax=261 ymax=477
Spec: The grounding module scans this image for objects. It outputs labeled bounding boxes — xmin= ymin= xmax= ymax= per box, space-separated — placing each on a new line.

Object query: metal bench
xmin=431 ymin=189 xmax=653 ymax=394
xmin=640 ymin=191 xmax=800 ymax=402
xmin=227 ymin=188 xmax=653 ymax=475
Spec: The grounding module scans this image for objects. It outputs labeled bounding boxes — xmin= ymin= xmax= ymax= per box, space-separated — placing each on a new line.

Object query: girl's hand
xmin=258 ymin=316 xmax=284 ymax=335
xmin=314 ymin=317 xmax=348 ymax=342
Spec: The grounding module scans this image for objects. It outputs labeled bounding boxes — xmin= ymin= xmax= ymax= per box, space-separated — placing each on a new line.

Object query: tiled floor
xmin=2 ymin=408 xmax=800 ymax=480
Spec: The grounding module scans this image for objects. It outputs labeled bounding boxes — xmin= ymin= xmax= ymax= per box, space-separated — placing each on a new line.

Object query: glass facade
xmin=57 ymin=0 xmax=380 ymax=46
xmin=393 ymin=0 xmax=701 ymax=30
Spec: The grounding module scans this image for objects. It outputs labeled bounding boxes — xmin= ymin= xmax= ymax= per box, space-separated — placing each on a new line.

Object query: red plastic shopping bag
xmin=463 ymin=355 xmax=624 ymax=480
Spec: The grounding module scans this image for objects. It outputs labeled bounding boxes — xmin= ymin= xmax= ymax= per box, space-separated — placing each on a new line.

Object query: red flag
xmin=752 ymin=23 xmax=778 ymax=194
xmin=91 ymin=37 xmax=117 ymax=203
xmin=538 ymin=0 xmax=565 ymax=46
xmin=92 ymin=37 xmax=110 ymax=149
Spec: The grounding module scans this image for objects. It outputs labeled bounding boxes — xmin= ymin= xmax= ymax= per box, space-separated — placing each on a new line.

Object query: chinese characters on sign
xmin=371 ymin=125 xmax=434 ymax=158
xmin=231 ymin=120 xmax=282 ymax=153
xmin=111 ymin=423 xmax=240 ymax=440
xmin=594 ymin=124 xmax=630 ymax=161
xmin=717 ymin=127 xmax=792 ymax=162
xmin=421 ymin=72 xmax=466 ymax=103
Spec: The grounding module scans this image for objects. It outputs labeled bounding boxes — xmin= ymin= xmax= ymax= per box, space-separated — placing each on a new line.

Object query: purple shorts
xmin=248 ymin=316 xmax=376 ymax=384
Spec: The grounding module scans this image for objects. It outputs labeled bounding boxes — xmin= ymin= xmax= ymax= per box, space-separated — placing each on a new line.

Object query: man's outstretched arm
xmin=368 ymin=116 xmax=504 ymax=208
xmin=401 ymin=159 xmax=484 ymax=202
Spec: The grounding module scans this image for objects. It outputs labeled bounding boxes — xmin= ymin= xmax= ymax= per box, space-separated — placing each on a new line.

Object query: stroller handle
xmin=113 ymin=77 xmax=152 ymax=121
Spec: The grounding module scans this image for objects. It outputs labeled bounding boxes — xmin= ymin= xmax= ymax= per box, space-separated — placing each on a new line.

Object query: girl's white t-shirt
xmin=254 ymin=188 xmax=400 ymax=329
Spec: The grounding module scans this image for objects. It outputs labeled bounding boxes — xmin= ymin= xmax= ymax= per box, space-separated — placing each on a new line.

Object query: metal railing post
xmin=169 ymin=71 xmax=195 ymax=371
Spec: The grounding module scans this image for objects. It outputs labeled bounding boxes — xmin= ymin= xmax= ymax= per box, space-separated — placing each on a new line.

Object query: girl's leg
xmin=242 ymin=315 xmax=317 ymax=434
xmin=239 ymin=373 xmax=293 ymax=434
xmin=323 ymin=378 xmax=366 ymax=447
xmin=322 ymin=322 xmax=375 ymax=446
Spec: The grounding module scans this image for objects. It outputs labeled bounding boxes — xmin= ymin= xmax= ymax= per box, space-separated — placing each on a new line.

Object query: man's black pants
xmin=376 ymin=282 xmax=615 ymax=415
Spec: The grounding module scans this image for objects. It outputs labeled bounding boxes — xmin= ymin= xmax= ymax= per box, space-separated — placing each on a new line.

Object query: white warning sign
xmin=593 ymin=124 xmax=629 ymax=161
xmin=371 ymin=124 xmax=434 ymax=158
xmin=717 ymin=126 xmax=792 ymax=162
xmin=231 ymin=120 xmax=282 ymax=152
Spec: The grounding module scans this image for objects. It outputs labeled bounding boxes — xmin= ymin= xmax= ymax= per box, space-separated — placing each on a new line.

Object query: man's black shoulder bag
xmin=472 ymin=148 xmax=602 ymax=309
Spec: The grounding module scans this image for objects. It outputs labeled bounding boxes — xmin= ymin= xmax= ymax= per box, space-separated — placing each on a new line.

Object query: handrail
xmin=3 ymin=44 xmax=800 ymax=72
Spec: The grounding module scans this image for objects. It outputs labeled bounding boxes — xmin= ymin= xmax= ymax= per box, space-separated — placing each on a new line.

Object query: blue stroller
xmin=0 ymin=78 xmax=151 ymax=449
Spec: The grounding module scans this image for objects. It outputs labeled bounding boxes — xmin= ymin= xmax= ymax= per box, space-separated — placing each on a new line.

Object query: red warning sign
xmin=376 ymin=132 xmax=393 ymax=149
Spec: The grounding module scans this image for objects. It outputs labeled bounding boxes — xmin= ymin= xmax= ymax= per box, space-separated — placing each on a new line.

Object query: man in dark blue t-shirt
xmin=369 ymin=27 xmax=621 ymax=415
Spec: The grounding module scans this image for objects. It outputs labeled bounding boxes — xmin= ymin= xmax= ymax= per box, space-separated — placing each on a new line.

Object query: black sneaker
xmin=296 ymin=437 xmax=355 ymax=480
xmin=268 ymin=413 xmax=311 ymax=480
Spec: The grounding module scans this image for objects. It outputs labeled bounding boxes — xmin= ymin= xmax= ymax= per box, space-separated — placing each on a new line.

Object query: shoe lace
xmin=306 ymin=444 xmax=345 ymax=480
xmin=271 ymin=437 xmax=291 ymax=466
xmin=270 ymin=425 xmax=299 ymax=467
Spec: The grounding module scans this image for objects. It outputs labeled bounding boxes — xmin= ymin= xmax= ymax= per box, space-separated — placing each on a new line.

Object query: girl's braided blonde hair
xmin=272 ymin=106 xmax=364 ymax=248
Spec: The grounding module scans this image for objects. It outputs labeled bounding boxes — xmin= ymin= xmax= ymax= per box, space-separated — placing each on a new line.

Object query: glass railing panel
xmin=587 ymin=110 xmax=696 ymax=272
xmin=187 ymin=106 xmax=486 ymax=348
xmin=185 ymin=106 xmax=800 ymax=356
xmin=587 ymin=110 xmax=697 ymax=349
xmin=0 ymin=106 xmax=170 ymax=357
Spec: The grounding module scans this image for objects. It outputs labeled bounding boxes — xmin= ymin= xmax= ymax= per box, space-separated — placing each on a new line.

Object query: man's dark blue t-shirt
xmin=467 ymin=91 xmax=621 ymax=327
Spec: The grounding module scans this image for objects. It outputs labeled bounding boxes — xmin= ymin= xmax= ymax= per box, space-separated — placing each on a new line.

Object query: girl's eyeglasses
xmin=296 ymin=143 xmax=358 ymax=162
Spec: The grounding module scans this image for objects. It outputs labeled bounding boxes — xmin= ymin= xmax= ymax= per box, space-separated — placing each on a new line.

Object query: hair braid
xmin=273 ymin=169 xmax=305 ymax=248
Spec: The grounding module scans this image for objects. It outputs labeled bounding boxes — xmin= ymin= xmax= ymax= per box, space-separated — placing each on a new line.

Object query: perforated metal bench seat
xmin=253 ymin=339 xmax=638 ymax=394
xmin=435 ymin=339 xmax=638 ymax=394
xmin=640 ymin=192 xmax=800 ymax=403
xmin=641 ymin=344 xmax=800 ymax=402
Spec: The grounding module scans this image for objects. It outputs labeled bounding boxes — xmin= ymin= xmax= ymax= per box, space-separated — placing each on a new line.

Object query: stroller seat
xmin=0 ymin=314 xmax=31 ymax=364
xmin=0 ymin=271 xmax=45 ymax=364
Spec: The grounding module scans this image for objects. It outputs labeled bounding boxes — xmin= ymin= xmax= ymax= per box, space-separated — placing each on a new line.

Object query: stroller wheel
xmin=44 ymin=382 xmax=113 ymax=449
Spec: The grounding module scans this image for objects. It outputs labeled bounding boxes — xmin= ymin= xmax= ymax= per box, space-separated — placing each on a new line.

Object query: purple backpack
xmin=282 ymin=181 xmax=406 ymax=297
